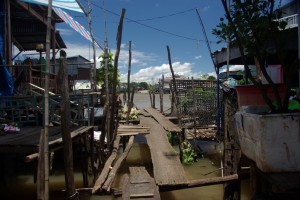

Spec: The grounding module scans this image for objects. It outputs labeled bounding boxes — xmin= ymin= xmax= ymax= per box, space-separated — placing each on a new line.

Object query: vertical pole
xmin=58 ymin=50 xmax=78 ymax=199
xmin=126 ymin=41 xmax=132 ymax=124
xmin=6 ymin=0 xmax=11 ymax=67
xmin=88 ymin=0 xmax=97 ymax=92
xmin=127 ymin=41 xmax=131 ymax=105
xmin=297 ymin=0 xmax=300 ymax=88
xmin=43 ymin=1 xmax=53 ymax=199
xmin=160 ymin=74 xmax=164 ymax=112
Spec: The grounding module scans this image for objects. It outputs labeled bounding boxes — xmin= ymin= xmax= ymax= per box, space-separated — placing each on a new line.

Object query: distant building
xmin=55 ymin=55 xmax=93 ymax=92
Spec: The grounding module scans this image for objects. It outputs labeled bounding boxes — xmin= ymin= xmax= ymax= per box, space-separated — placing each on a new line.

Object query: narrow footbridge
xmin=92 ymin=108 xmax=238 ymax=199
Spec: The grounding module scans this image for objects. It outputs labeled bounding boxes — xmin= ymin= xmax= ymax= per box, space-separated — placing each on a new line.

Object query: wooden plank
xmin=129 ymin=167 xmax=150 ymax=184
xmin=145 ymin=108 xmax=181 ymax=132
xmin=140 ymin=115 xmax=188 ymax=186
xmin=92 ymin=135 xmax=121 ymax=194
xmin=117 ymin=125 xmax=150 ymax=136
xmin=48 ymin=126 xmax=93 ymax=146
xmin=122 ymin=167 xmax=161 ymax=200
xmin=138 ymin=109 xmax=151 ymax=117
xmin=102 ymin=136 xmax=135 ymax=191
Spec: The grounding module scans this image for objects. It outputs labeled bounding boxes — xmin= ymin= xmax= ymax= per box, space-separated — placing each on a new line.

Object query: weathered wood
xmin=145 ymin=108 xmax=181 ymax=132
xmin=166 ymin=45 xmax=181 ymax=125
xmin=140 ymin=115 xmax=188 ymax=186
xmin=223 ymin=93 xmax=241 ymax=200
xmin=122 ymin=167 xmax=160 ymax=200
xmin=129 ymin=167 xmax=150 ymax=184
xmin=138 ymin=109 xmax=151 ymax=117
xmin=48 ymin=126 xmax=93 ymax=146
xmin=160 ymin=74 xmax=164 ymax=112
xmin=109 ymin=8 xmax=126 ymax=147
xmin=0 ymin=126 xmax=91 ymax=154
xmin=188 ymin=174 xmax=239 ymax=188
xmin=37 ymin=129 xmax=45 ymax=200
xmin=102 ymin=135 xmax=134 ymax=191
xmin=58 ymin=50 xmax=77 ymax=199
xmin=92 ymin=135 xmax=121 ymax=194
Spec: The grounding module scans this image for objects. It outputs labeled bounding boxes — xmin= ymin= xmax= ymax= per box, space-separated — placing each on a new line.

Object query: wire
xmin=81 ymin=0 xmax=215 ymax=43
xmin=132 ymin=7 xmax=197 ymax=22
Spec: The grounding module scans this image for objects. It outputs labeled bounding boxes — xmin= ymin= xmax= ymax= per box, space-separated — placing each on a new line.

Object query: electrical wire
xmin=81 ymin=0 xmax=215 ymax=43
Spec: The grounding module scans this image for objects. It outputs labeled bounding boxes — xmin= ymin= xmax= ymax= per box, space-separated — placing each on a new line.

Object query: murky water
xmin=0 ymin=93 xmax=251 ymax=200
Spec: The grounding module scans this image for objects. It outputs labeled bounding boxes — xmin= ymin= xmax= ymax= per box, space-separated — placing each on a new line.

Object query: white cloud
xmin=220 ymin=65 xmax=245 ymax=73
xmin=120 ymin=62 xmax=197 ymax=83
xmin=195 ymin=55 xmax=202 ymax=59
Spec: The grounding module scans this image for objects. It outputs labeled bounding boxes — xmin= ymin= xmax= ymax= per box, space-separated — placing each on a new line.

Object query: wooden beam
xmin=92 ymin=136 xmax=121 ymax=194
xmin=16 ymin=1 xmax=55 ymax=30
xmin=101 ymin=135 xmax=134 ymax=191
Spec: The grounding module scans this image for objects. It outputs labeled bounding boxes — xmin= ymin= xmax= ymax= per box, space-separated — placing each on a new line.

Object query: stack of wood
xmin=185 ymin=127 xmax=216 ymax=140
xmin=117 ymin=125 xmax=150 ymax=136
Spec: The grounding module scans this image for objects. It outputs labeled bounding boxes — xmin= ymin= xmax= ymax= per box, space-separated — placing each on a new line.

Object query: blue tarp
xmin=0 ymin=0 xmax=14 ymax=97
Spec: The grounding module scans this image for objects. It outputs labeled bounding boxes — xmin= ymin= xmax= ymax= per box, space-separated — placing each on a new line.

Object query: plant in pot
xmin=213 ymin=0 xmax=300 ymax=172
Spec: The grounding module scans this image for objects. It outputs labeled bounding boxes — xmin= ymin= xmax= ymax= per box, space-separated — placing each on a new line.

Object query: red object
xmin=235 ymin=84 xmax=286 ymax=107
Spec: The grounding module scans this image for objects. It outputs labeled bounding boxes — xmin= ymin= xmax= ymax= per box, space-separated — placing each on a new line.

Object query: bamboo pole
xmin=41 ymin=1 xmax=52 ymax=199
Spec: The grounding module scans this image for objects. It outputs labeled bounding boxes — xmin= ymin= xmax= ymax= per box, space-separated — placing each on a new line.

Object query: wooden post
xmin=37 ymin=129 xmax=45 ymax=200
xmin=109 ymin=8 xmax=126 ymax=149
xmin=191 ymin=77 xmax=196 ymax=133
xmin=160 ymin=74 xmax=164 ymax=112
xmin=42 ymin=1 xmax=53 ymax=199
xmin=126 ymin=41 xmax=132 ymax=124
xmin=223 ymin=92 xmax=241 ymax=200
xmin=127 ymin=41 xmax=132 ymax=105
xmin=57 ymin=50 xmax=78 ymax=200
xmin=166 ymin=45 xmax=181 ymax=126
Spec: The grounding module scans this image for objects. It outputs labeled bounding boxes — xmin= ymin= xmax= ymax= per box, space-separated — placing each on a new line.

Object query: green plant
xmin=213 ymin=0 xmax=299 ymax=113
xmin=181 ymin=140 xmax=197 ymax=165
xmin=97 ymin=52 xmax=120 ymax=89
xmin=166 ymin=132 xmax=172 ymax=143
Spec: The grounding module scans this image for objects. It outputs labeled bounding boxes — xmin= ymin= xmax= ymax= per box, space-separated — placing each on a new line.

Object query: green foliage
xmin=212 ymin=0 xmax=294 ymax=112
xmin=213 ymin=1 xmax=286 ymax=54
xmin=181 ymin=140 xmax=197 ymax=165
xmin=139 ymin=82 xmax=149 ymax=90
xmin=166 ymin=132 xmax=172 ymax=144
xmin=96 ymin=52 xmax=120 ymax=89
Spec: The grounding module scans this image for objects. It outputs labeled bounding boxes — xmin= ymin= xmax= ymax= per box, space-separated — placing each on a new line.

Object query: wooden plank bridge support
xmin=223 ymin=92 xmax=241 ymax=200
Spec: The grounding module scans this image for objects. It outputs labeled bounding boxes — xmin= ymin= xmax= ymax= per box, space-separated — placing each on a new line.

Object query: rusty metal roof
xmin=10 ymin=0 xmax=66 ymax=51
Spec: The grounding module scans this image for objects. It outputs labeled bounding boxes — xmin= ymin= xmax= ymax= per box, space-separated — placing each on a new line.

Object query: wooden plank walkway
xmin=0 ymin=126 xmax=93 ymax=154
xmin=117 ymin=124 xmax=150 ymax=136
xmin=144 ymin=108 xmax=181 ymax=132
xmin=122 ymin=167 xmax=160 ymax=200
xmin=140 ymin=114 xmax=188 ymax=187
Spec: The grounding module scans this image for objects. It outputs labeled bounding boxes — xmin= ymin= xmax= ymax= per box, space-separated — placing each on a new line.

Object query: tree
xmin=96 ymin=52 xmax=120 ymax=90
xmin=139 ymin=82 xmax=149 ymax=90
xmin=213 ymin=0 xmax=299 ymax=113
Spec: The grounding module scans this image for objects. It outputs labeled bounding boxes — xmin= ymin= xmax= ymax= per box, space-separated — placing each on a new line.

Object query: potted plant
xmin=213 ymin=0 xmax=300 ymax=172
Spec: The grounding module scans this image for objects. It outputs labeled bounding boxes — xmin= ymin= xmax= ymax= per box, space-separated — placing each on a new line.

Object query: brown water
xmin=0 ymin=93 xmax=251 ymax=200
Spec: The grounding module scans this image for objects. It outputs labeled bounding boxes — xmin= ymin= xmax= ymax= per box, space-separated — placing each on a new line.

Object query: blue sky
xmin=56 ymin=0 xmax=293 ymax=83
